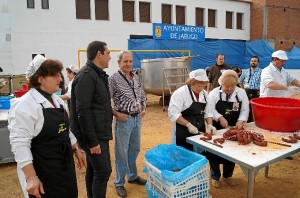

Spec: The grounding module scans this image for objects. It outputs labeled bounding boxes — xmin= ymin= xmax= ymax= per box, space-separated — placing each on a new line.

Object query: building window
xmin=226 ymin=11 xmax=233 ymax=29
xmin=76 ymin=0 xmax=91 ymax=19
xmin=27 ymin=0 xmax=34 ymax=8
xmin=123 ymin=0 xmax=135 ymax=22
xmin=139 ymin=2 xmax=151 ymax=23
xmin=162 ymin=4 xmax=171 ymax=24
xmin=41 ymin=0 xmax=49 ymax=9
xmin=95 ymin=0 xmax=109 ymax=20
xmin=208 ymin=9 xmax=216 ymax=27
xmin=236 ymin=12 xmax=244 ymax=30
xmin=176 ymin=5 xmax=185 ymax=25
xmin=195 ymin=7 xmax=204 ymax=26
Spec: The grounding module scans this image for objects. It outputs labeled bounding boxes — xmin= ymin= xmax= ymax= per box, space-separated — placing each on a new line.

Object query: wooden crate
xmin=12 ymin=75 xmax=27 ymax=91
xmin=0 ymin=76 xmax=11 ymax=95
xmin=0 ymin=75 xmax=27 ymax=96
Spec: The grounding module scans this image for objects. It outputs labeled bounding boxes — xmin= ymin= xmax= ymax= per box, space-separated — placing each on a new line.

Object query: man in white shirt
xmin=260 ymin=50 xmax=300 ymax=97
xmin=60 ymin=65 xmax=79 ymax=101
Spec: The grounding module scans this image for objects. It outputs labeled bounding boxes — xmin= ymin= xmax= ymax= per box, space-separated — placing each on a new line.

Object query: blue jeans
xmin=85 ymin=140 xmax=112 ymax=198
xmin=114 ymin=116 xmax=142 ymax=187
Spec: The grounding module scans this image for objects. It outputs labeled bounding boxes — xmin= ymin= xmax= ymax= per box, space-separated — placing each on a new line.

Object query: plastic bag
xmin=144 ymin=144 xmax=207 ymax=183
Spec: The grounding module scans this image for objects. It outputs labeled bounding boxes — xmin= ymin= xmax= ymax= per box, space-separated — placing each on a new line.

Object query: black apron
xmin=208 ymin=88 xmax=242 ymax=164
xmin=245 ymin=89 xmax=259 ymax=122
xmin=30 ymin=104 xmax=77 ymax=198
xmin=213 ymin=88 xmax=242 ymax=130
xmin=176 ymin=87 xmax=206 ymax=151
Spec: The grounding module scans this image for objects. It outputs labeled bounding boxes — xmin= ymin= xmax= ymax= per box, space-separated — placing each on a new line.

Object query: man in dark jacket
xmin=207 ymin=53 xmax=231 ymax=92
xmin=70 ymin=41 xmax=112 ymax=198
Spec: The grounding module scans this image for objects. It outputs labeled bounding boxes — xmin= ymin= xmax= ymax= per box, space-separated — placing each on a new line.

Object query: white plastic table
xmin=186 ymin=123 xmax=300 ymax=198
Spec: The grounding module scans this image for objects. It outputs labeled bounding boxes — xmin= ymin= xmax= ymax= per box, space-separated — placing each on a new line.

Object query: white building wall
xmin=1 ymin=0 xmax=251 ymax=76
xmin=0 ymin=0 xmax=12 ymax=74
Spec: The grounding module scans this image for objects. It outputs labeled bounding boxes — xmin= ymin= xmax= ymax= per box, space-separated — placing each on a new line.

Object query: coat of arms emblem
xmin=155 ymin=26 xmax=162 ymax=38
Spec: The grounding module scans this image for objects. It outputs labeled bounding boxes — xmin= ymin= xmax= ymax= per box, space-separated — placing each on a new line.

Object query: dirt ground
xmin=0 ymin=94 xmax=299 ymax=198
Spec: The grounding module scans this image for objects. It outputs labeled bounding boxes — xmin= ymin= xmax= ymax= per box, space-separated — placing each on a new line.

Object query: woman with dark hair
xmin=8 ymin=55 xmax=86 ymax=198
xmin=168 ymin=69 xmax=217 ymax=151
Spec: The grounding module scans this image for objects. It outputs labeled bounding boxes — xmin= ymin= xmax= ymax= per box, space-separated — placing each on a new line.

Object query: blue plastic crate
xmin=0 ymin=96 xmax=12 ymax=109
xmin=146 ymin=183 xmax=161 ymax=198
xmin=144 ymin=144 xmax=211 ymax=198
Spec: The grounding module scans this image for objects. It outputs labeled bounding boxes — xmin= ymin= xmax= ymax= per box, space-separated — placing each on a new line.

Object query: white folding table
xmin=186 ymin=123 xmax=300 ymax=198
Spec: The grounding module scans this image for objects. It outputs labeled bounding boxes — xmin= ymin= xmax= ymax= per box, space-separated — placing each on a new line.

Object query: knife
xmin=266 ymin=141 xmax=291 ymax=147
xmin=202 ymin=139 xmax=223 ymax=148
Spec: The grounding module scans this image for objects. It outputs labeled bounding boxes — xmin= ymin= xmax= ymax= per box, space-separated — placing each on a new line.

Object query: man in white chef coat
xmin=260 ymin=50 xmax=300 ymax=97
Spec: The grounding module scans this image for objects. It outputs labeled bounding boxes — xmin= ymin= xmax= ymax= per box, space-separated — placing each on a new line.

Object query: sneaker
xmin=223 ymin=177 xmax=235 ymax=186
xmin=128 ymin=176 xmax=147 ymax=185
xmin=211 ymin=179 xmax=220 ymax=188
xmin=116 ymin=186 xmax=127 ymax=197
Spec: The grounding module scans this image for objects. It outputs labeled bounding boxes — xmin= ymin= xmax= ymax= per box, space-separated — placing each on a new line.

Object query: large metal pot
xmin=141 ymin=57 xmax=191 ymax=96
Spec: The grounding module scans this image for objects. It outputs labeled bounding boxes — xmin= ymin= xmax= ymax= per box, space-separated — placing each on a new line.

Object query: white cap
xmin=68 ymin=65 xmax=79 ymax=73
xmin=25 ymin=54 xmax=47 ymax=78
xmin=218 ymin=70 xmax=238 ymax=86
xmin=272 ymin=50 xmax=288 ymax=60
xmin=189 ymin=69 xmax=209 ymax=81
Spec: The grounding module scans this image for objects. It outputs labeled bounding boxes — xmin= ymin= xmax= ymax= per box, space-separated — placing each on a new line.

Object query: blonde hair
xmin=219 ymin=70 xmax=238 ymax=86
xmin=186 ymin=78 xmax=208 ymax=86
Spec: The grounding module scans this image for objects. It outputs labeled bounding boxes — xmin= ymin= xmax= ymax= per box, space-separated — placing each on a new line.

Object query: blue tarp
xmin=244 ymin=39 xmax=274 ymax=68
xmin=128 ymin=39 xmax=300 ymax=70
xmin=286 ymin=46 xmax=300 ymax=69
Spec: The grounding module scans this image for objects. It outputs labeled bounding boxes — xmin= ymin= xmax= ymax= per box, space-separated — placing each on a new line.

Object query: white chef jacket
xmin=168 ymin=85 xmax=208 ymax=144
xmin=206 ymin=86 xmax=249 ymax=122
xmin=260 ymin=63 xmax=295 ymax=97
xmin=65 ymin=79 xmax=73 ymax=98
xmin=8 ymin=88 xmax=77 ymax=198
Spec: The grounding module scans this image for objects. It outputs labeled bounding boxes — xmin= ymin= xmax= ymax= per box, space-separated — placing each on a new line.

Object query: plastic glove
xmin=286 ymin=86 xmax=300 ymax=95
xmin=207 ymin=124 xmax=217 ymax=134
xmin=186 ymin=123 xmax=199 ymax=134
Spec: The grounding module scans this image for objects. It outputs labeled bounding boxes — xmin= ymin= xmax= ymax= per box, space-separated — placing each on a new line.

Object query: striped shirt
xmin=109 ymin=70 xmax=146 ymax=113
xmin=238 ymin=67 xmax=262 ymax=90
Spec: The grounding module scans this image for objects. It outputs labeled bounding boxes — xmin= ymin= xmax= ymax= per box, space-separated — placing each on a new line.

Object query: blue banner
xmin=153 ymin=23 xmax=205 ymax=41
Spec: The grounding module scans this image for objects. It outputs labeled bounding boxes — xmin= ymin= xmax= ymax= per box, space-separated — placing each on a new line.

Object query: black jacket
xmin=70 ymin=60 xmax=113 ymax=148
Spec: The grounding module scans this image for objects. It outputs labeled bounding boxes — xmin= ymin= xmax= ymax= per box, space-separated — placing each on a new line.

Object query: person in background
xmin=109 ymin=51 xmax=147 ymax=198
xmin=60 ymin=65 xmax=79 ymax=110
xmin=8 ymin=54 xmax=86 ymax=198
xmin=168 ymin=69 xmax=217 ymax=151
xmin=239 ymin=56 xmax=262 ymax=122
xmin=231 ymin=66 xmax=242 ymax=78
xmin=206 ymin=70 xmax=249 ymax=188
xmin=260 ymin=50 xmax=300 ymax=97
xmin=70 ymin=41 xmax=113 ymax=198
xmin=207 ymin=54 xmax=231 ymax=92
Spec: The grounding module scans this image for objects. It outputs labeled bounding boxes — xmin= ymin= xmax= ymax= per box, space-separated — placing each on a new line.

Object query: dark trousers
xmin=205 ymin=152 xmax=235 ymax=181
xmin=245 ymin=89 xmax=260 ymax=123
xmin=85 ymin=141 xmax=112 ymax=198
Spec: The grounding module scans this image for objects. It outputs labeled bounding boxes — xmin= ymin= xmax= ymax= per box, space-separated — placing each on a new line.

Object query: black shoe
xmin=128 ymin=176 xmax=147 ymax=185
xmin=116 ymin=186 xmax=127 ymax=197
xmin=285 ymin=156 xmax=293 ymax=160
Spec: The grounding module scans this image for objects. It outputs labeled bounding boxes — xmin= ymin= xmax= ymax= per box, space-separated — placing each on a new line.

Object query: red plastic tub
xmin=251 ymin=97 xmax=300 ymax=132
xmin=14 ymin=90 xmax=28 ymax=98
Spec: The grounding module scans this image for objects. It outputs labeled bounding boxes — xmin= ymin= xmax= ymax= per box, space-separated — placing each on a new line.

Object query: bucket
xmin=22 ymin=84 xmax=28 ymax=91
xmin=251 ymin=97 xmax=300 ymax=132
xmin=14 ymin=90 xmax=28 ymax=98
xmin=0 ymin=96 xmax=12 ymax=109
